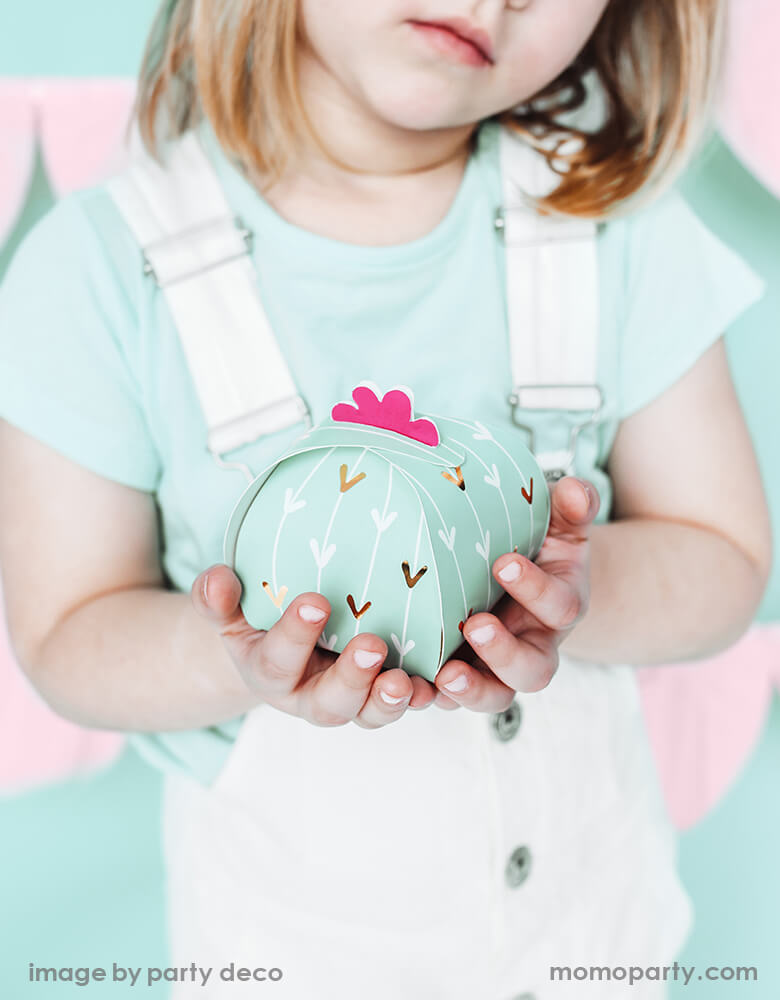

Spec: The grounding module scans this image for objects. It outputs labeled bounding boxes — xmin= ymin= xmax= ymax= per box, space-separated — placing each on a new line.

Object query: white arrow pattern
xmin=475 ymin=530 xmax=491 ymax=563
xmin=310 ymin=538 xmax=336 ymax=570
xmin=370 ymin=508 xmax=398 ymax=534
xmin=438 ymin=526 xmax=456 ymax=551
xmin=391 ymin=634 xmax=416 ymax=658
xmin=283 ymin=488 xmax=307 ymax=515
xmin=483 ymin=463 xmax=501 ymax=489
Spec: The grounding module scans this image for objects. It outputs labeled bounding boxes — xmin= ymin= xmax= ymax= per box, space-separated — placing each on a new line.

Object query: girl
xmin=0 ymin=1 xmax=772 ymax=998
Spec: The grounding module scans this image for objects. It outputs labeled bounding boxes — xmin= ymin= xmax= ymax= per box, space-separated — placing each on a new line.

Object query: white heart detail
xmin=438 ymin=526 xmax=456 ymax=551
xmin=391 ymin=634 xmax=416 ymax=657
xmin=483 ymin=464 xmax=501 ymax=489
xmin=371 ymin=508 xmax=398 ymax=534
xmin=310 ymin=538 xmax=336 ymax=570
xmin=475 ymin=530 xmax=491 ymax=562
xmin=317 ymin=632 xmax=339 ymax=652
xmin=284 ymin=488 xmax=307 ymax=515
xmin=472 ymin=420 xmax=492 ymax=441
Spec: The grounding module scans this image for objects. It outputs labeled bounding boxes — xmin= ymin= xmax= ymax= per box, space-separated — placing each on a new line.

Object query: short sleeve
xmin=617 ymin=189 xmax=767 ymax=420
xmin=0 ymin=194 xmax=161 ymax=492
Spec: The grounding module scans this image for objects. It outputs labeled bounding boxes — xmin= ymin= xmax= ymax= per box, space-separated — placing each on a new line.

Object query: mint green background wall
xmin=0 ymin=0 xmax=159 ymax=75
xmin=1 ymin=1 xmax=778 ymax=996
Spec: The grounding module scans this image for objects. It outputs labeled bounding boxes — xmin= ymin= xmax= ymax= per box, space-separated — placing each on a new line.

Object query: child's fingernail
xmin=443 ymin=674 xmax=468 ymax=693
xmin=380 ymin=690 xmax=407 ymax=706
xmin=580 ymin=481 xmax=593 ymax=506
xmin=498 ymin=561 xmax=522 ymax=583
xmin=299 ymin=605 xmax=327 ymax=624
xmin=201 ymin=573 xmax=210 ymax=604
xmin=469 ymin=624 xmax=496 ymax=646
xmin=354 ymin=649 xmax=383 ymax=670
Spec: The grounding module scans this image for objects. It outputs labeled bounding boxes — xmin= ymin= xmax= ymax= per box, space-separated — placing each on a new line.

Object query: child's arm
xmin=432 ymin=337 xmax=772 ymax=708
xmin=560 ymin=335 xmax=772 ymax=664
xmin=0 ymin=421 xmax=435 ymax=733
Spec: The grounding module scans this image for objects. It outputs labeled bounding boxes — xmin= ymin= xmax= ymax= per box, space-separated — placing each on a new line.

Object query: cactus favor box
xmin=223 ymin=384 xmax=551 ymax=682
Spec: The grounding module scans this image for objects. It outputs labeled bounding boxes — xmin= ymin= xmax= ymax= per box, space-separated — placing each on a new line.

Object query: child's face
xmin=298 ymin=0 xmax=611 ymax=130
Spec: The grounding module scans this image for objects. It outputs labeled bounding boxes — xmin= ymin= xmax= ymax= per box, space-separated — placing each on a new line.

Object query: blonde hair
xmin=133 ymin=0 xmax=728 ymax=219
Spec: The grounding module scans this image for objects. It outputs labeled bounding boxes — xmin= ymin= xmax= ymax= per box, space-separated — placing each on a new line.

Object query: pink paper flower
xmin=331 ymin=384 xmax=440 ymax=447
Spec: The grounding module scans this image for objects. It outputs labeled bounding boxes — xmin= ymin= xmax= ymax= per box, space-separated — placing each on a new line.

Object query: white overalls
xmin=108 ymin=124 xmax=692 ymax=999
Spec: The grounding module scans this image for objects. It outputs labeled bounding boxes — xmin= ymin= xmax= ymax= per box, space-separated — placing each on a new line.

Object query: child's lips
xmin=408 ymin=20 xmax=494 ymax=68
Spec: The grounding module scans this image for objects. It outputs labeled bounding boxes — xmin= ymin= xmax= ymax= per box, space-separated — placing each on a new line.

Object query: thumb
xmin=191 ymin=563 xmax=246 ymax=629
xmin=549 ymin=476 xmax=600 ymax=534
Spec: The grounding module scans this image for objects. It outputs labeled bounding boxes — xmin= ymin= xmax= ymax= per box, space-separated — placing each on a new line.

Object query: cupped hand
xmin=190 ymin=565 xmax=439 ymax=728
xmin=432 ymin=476 xmax=600 ymax=711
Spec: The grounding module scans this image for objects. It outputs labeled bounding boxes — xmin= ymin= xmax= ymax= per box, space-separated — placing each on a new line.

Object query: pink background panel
xmin=0 ymin=78 xmax=135 ymax=246
xmin=0 ymin=579 xmax=124 ymax=797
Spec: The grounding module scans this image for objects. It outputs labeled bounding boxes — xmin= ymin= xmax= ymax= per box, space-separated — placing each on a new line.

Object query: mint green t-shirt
xmin=0 ymin=119 xmax=766 ymax=786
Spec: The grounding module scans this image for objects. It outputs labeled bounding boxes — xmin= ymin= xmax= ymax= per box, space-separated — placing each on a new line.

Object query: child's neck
xmin=246 ymin=141 xmax=472 ymax=248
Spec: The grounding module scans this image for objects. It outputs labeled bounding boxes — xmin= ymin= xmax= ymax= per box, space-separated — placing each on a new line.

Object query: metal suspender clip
xmin=141 ymin=215 xmax=254 ymax=288
xmin=206 ymin=399 xmax=314 ymax=485
xmin=508 ymin=383 xmax=605 ymax=484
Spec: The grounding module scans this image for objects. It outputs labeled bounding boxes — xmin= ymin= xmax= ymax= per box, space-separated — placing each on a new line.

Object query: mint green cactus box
xmin=223 ymin=384 xmax=551 ymax=682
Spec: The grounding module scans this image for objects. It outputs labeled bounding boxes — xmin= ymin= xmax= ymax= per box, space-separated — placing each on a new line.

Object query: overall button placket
xmin=490 ymin=698 xmax=523 ymax=741
xmin=505 ymin=845 xmax=532 ymax=888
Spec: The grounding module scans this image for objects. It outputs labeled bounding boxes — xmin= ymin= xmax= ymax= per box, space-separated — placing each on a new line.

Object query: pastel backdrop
xmin=0 ymin=1 xmax=778 ymax=996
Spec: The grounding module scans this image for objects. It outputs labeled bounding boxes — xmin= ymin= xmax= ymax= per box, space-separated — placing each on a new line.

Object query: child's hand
xmin=432 ymin=476 xmax=600 ymax=711
xmin=191 ymin=566 xmax=438 ymax=728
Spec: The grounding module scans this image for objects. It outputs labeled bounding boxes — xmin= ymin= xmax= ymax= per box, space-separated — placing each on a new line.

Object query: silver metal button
xmin=491 ymin=699 xmax=522 ymax=741
xmin=505 ymin=845 xmax=532 ymax=888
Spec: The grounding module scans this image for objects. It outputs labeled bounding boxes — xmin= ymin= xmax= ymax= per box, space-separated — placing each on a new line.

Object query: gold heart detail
xmin=262 ymin=581 xmax=288 ymax=608
xmin=458 ymin=608 xmax=475 ymax=633
xmin=402 ymin=561 xmax=428 ymax=589
xmin=340 ymin=464 xmax=366 ymax=493
xmin=347 ymin=594 xmax=371 ymax=619
xmin=442 ymin=465 xmax=465 ymax=491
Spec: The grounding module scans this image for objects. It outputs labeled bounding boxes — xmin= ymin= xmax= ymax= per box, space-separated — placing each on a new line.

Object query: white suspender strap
xmin=496 ymin=126 xmax=604 ymax=481
xmin=106 ymin=130 xmax=309 ymax=462
xmin=106 ymin=124 xmax=601 ymax=483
